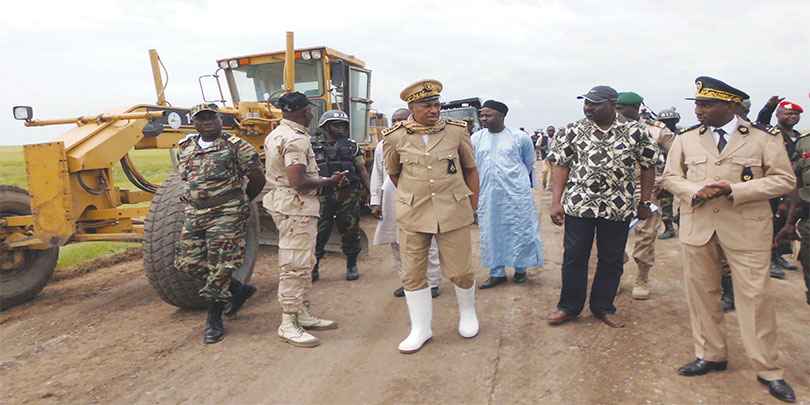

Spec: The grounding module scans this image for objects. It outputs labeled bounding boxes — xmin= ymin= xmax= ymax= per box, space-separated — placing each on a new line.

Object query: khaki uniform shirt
xmin=661 ymin=119 xmax=795 ymax=251
xmin=263 ymin=119 xmax=320 ymax=217
xmin=383 ymin=118 xmax=476 ymax=234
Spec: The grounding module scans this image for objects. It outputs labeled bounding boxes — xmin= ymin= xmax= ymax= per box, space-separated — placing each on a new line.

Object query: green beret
xmin=617 ymin=92 xmax=644 ymax=105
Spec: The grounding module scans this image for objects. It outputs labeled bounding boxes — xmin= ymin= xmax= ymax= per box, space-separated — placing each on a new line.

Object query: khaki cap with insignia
xmin=400 ymin=79 xmax=443 ymax=103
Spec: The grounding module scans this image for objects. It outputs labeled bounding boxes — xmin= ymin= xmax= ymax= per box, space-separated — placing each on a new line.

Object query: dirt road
xmin=2 ymin=181 xmax=809 ymax=404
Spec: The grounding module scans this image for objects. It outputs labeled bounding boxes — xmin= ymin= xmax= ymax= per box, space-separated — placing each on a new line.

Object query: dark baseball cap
xmin=276 ymin=91 xmax=316 ymax=112
xmin=577 ymin=85 xmax=619 ymax=103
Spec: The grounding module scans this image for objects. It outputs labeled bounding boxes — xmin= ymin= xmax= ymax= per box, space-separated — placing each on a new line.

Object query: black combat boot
xmin=204 ymin=301 xmax=225 ymax=344
xmin=345 ymin=254 xmax=360 ymax=281
xmin=720 ymin=274 xmax=735 ymax=313
xmin=225 ymin=279 xmax=257 ymax=317
xmin=659 ymin=219 xmax=676 ymax=240
xmin=312 ymin=257 xmax=321 ymax=282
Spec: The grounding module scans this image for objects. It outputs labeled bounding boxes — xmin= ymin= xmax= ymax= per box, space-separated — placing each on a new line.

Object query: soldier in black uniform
xmin=311 ymin=110 xmax=370 ymax=281
xmin=757 ymin=96 xmax=803 ymax=279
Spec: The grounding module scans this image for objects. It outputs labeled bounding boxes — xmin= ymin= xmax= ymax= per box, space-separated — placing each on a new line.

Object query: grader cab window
xmin=229 ymin=59 xmax=324 ymax=102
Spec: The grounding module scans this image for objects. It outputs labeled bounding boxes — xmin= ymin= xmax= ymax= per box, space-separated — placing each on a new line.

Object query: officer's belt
xmin=185 ymin=188 xmax=243 ymax=209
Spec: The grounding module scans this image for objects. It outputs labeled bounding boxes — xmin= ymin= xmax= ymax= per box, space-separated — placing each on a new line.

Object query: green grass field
xmin=0 ymin=146 xmax=173 ymax=269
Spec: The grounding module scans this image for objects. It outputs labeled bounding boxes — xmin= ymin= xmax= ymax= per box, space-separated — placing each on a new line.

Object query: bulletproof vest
xmin=311 ymin=134 xmax=360 ymax=188
xmin=794 ymin=135 xmax=810 ymax=202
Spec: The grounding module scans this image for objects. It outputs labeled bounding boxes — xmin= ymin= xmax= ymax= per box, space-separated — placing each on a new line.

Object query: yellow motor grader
xmin=2 ymin=33 xmax=374 ymax=309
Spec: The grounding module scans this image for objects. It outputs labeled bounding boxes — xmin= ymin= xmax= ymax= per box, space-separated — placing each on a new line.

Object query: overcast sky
xmin=2 ymin=0 xmax=808 ymax=145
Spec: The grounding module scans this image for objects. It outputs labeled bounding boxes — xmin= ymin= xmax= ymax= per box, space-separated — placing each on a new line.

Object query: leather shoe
xmin=513 ymin=272 xmax=527 ymax=284
xmin=479 ymin=276 xmax=507 ymax=289
xmin=430 ymin=286 xmax=440 ymax=298
xmin=757 ymin=377 xmax=796 ymax=403
xmin=593 ymin=312 xmax=625 ymax=328
xmin=547 ymin=309 xmax=577 ymax=325
xmin=770 ymin=264 xmax=786 ymax=279
xmin=393 ymin=286 xmax=405 ymax=297
xmin=774 ymin=256 xmax=798 ymax=271
xmin=677 ymin=358 xmax=727 ymax=376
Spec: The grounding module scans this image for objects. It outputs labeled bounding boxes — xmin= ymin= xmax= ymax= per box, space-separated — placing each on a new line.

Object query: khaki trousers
xmin=682 ymin=234 xmax=783 ymax=380
xmin=271 ymin=212 xmax=316 ymax=314
xmin=632 ymin=212 xmax=660 ymax=272
xmin=400 ymin=226 xmax=474 ymax=290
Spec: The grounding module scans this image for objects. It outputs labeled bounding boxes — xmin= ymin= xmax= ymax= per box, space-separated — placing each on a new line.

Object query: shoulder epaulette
xmin=678 ymin=123 xmax=701 ymax=135
xmin=446 ymin=119 xmax=468 ymax=128
xmin=647 ymin=119 xmax=665 ymax=128
xmin=798 ymin=132 xmax=810 ymax=140
xmin=227 ymin=134 xmax=242 ymax=144
xmin=381 ymin=121 xmax=403 ymax=137
xmin=750 ymin=122 xmax=774 ymax=134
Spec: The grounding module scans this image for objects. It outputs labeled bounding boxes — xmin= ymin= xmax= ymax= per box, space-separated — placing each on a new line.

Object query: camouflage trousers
xmin=175 ymin=200 xmax=248 ymax=303
xmin=659 ymin=190 xmax=675 ymax=224
xmin=270 ymin=212 xmax=317 ymax=314
xmin=796 ymin=219 xmax=810 ymax=295
xmin=315 ymin=190 xmax=362 ymax=258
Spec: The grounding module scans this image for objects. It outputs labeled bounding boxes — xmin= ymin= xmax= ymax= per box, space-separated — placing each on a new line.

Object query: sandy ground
xmin=2 ymin=168 xmax=809 ymax=405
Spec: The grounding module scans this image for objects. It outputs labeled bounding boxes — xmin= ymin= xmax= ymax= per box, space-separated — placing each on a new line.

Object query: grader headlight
xmin=12 ymin=106 xmax=33 ymax=121
xmin=301 ymin=51 xmax=311 ymax=60
xmin=228 ymin=59 xmax=239 ymax=68
xmin=219 ymin=61 xmax=228 ymax=69
xmin=310 ymin=49 xmax=321 ymax=59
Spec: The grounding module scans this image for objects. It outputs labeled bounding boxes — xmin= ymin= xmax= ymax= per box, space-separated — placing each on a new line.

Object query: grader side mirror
xmin=13 ymin=106 xmax=33 ymax=121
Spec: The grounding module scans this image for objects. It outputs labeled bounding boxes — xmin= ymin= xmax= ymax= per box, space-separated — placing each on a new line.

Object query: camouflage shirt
xmin=548 ymin=116 xmax=658 ymax=222
xmin=177 ymin=132 xmax=262 ymax=203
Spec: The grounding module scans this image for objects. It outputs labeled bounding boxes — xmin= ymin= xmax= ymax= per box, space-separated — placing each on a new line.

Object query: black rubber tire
xmin=0 ymin=185 xmax=59 ymax=310
xmin=143 ymin=173 xmax=258 ymax=309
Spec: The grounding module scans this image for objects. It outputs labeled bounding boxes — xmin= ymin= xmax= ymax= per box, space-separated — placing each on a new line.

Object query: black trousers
xmin=557 ymin=214 xmax=630 ymax=316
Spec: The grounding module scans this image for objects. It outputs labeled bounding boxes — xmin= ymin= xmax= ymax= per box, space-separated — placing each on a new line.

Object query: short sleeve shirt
xmin=548 ymin=117 xmax=658 ymax=222
xmin=263 ymin=119 xmax=320 ymax=216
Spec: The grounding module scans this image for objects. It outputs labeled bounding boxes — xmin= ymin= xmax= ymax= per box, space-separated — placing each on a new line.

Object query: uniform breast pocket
xmin=438 ymin=152 xmax=459 ymax=176
xmin=685 ymin=155 xmax=708 ymax=181
xmin=731 ymin=157 xmax=763 ymax=180
xmin=401 ymin=152 xmax=427 ymax=178
xmin=200 ymin=150 xmax=233 ymax=181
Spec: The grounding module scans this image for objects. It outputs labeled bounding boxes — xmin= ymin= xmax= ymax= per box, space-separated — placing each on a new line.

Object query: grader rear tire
xmin=143 ymin=174 xmax=258 ymax=309
xmin=0 ymin=185 xmax=59 ymax=309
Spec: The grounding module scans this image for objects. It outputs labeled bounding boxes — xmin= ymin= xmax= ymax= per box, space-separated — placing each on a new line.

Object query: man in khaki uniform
xmin=662 ymin=77 xmax=796 ymax=403
xmin=264 ymin=92 xmax=345 ymax=348
xmin=383 ymin=79 xmax=481 ymax=354
xmin=616 ymin=92 xmax=675 ymax=300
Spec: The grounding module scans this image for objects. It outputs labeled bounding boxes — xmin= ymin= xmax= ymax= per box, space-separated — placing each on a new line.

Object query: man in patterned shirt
xmin=546 ymin=85 xmax=657 ymax=328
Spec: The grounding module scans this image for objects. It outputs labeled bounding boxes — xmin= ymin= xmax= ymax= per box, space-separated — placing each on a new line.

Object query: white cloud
xmin=2 ymin=0 xmax=809 ymax=145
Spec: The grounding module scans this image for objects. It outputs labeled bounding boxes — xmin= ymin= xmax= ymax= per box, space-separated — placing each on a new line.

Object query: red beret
xmin=779 ymin=100 xmax=804 ymax=113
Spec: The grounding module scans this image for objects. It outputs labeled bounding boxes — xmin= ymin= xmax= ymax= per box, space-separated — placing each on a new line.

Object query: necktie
xmin=715 ymin=128 xmax=727 ymax=153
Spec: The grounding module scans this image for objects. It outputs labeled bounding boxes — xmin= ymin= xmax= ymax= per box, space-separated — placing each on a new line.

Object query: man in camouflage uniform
xmin=175 ymin=103 xmax=266 ymax=344
xmin=264 ymin=92 xmax=345 ymax=348
xmin=616 ymin=92 xmax=674 ymax=300
xmin=311 ymin=110 xmax=371 ymax=282
xmin=773 ymin=100 xmax=810 ymax=305
xmin=656 ymin=107 xmax=682 ymax=239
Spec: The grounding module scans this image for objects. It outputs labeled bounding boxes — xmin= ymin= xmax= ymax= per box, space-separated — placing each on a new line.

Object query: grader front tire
xmin=0 ymin=185 xmax=59 ymax=310
xmin=143 ymin=174 xmax=258 ymax=309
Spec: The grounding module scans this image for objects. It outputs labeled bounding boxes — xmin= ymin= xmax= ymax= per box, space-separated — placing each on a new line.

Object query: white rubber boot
xmin=278 ymin=313 xmax=320 ymax=348
xmin=398 ymin=287 xmax=433 ymax=354
xmin=455 ymin=281 xmax=480 ymax=338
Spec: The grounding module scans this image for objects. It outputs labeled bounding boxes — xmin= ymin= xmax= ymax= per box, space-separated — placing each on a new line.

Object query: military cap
xmin=577 ymin=85 xmax=618 ymax=103
xmin=190 ymin=103 xmax=219 ymax=118
xmin=400 ymin=79 xmax=443 ymax=103
xmin=318 ymin=109 xmax=349 ymax=127
xmin=686 ymin=76 xmax=749 ymax=103
xmin=616 ymin=92 xmax=644 ymax=105
xmin=658 ymin=107 xmax=680 ymax=121
xmin=276 ymin=91 xmax=315 ymax=112
xmin=779 ymin=100 xmax=804 ymax=113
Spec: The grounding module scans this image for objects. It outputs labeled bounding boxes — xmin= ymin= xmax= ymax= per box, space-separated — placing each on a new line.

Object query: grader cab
xmin=1 ymin=33 xmax=373 ymax=309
